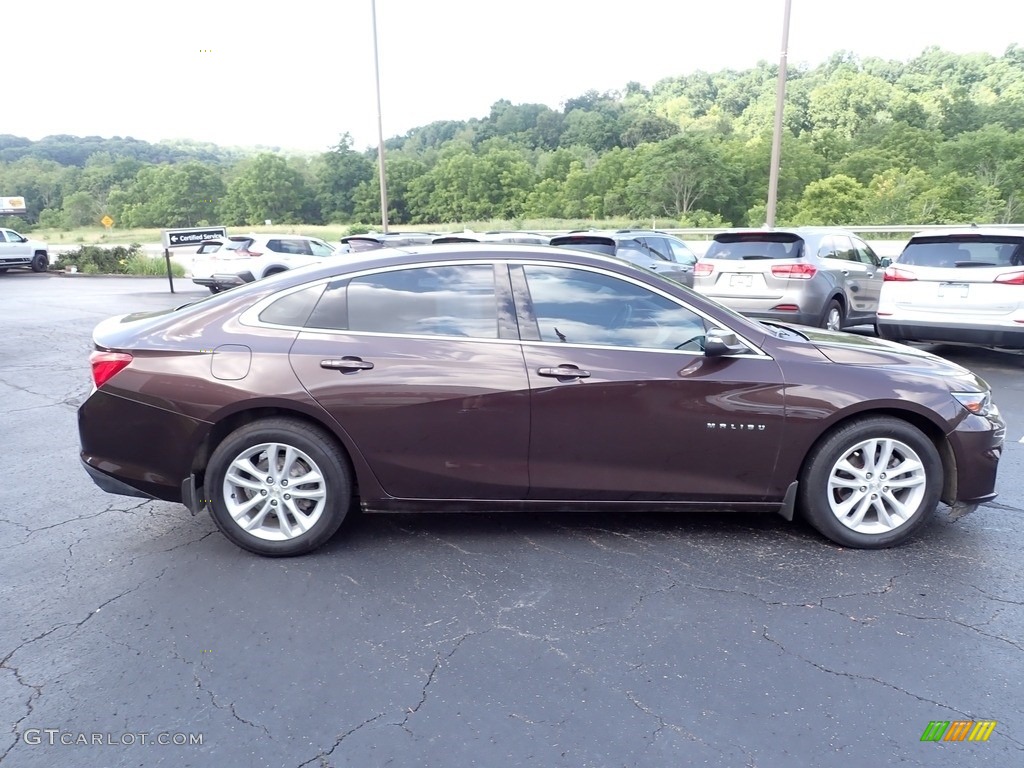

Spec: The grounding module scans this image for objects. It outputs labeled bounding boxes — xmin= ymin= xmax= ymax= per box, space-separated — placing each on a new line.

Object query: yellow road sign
xmin=101 ymin=215 xmax=114 ymax=228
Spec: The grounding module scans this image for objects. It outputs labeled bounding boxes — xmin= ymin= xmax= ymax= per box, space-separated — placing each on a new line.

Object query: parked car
xmin=192 ymin=234 xmax=339 ymax=293
xmin=338 ymin=232 xmax=438 ymax=252
xmin=693 ymin=228 xmax=884 ymax=330
xmin=615 ymin=229 xmax=699 ymax=266
xmin=194 ymin=238 xmax=226 ymax=255
xmin=79 ymin=243 xmax=1003 ymax=556
xmin=876 ymin=227 xmax=1024 ymax=348
xmin=549 ymin=231 xmax=695 ymax=287
xmin=0 ymin=228 xmax=50 ymax=273
xmin=430 ymin=232 xmax=551 ymax=245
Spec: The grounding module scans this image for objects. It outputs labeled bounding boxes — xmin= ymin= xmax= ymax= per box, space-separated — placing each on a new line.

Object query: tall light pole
xmin=765 ymin=0 xmax=792 ymax=228
xmin=371 ymin=0 xmax=389 ymax=233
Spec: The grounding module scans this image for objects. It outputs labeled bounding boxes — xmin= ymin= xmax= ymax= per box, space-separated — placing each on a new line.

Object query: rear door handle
xmin=538 ymin=366 xmax=590 ymax=379
xmin=321 ymin=357 xmax=374 ymax=371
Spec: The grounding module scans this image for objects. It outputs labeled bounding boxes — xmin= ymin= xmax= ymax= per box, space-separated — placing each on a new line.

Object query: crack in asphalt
xmin=888 ymin=609 xmax=1024 ymax=653
xmin=971 ymin=584 xmax=1024 ymax=606
xmin=0 ymin=583 xmax=148 ymax=763
xmin=294 ymin=713 xmax=385 ymax=768
xmin=396 ymin=632 xmax=475 ymax=734
xmin=759 ymin=624 xmax=1024 ymax=750
xmin=0 ymin=500 xmax=160 ymax=553
xmin=168 ymin=645 xmax=272 ymax=738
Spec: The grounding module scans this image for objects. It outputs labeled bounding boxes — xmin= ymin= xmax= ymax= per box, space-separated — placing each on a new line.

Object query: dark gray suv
xmin=549 ymin=231 xmax=697 ymax=287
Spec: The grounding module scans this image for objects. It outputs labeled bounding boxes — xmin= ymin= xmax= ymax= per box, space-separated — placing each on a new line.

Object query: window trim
xmin=239 ymin=258 xmax=770 ymax=358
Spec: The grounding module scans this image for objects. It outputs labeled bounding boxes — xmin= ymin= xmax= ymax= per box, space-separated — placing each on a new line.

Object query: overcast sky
xmin=7 ymin=0 xmax=1023 ymax=153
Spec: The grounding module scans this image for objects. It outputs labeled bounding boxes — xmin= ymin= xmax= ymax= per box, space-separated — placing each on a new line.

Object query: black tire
xmin=0 ymin=268 xmax=8 ymax=274
xmin=263 ymin=268 xmax=287 ymax=278
xmin=30 ymin=252 xmax=48 ymax=273
xmin=820 ymin=299 xmax=843 ymax=331
xmin=798 ymin=417 xmax=942 ymax=549
xmin=207 ymin=286 xmax=221 ymax=295
xmin=206 ymin=418 xmax=353 ymax=556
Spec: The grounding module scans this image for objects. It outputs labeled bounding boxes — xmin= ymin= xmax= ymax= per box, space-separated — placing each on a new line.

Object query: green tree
xmin=791 ymin=174 xmax=867 ymax=225
xmin=219 ymin=153 xmax=315 ymax=225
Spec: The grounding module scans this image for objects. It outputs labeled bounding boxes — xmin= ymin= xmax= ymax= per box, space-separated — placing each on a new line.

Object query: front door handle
xmin=538 ymin=366 xmax=591 ymax=379
xmin=321 ymin=357 xmax=374 ymax=371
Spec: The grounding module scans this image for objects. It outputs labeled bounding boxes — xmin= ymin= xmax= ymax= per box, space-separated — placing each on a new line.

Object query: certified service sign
xmin=0 ymin=196 xmax=27 ymax=214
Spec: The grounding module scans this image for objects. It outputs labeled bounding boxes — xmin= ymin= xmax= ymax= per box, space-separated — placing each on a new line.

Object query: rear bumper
xmin=78 ymin=389 xmax=209 ymax=503
xmin=81 ymin=459 xmax=155 ymax=500
xmin=192 ymin=271 xmax=255 ymax=289
xmin=877 ymin=319 xmax=1024 ymax=348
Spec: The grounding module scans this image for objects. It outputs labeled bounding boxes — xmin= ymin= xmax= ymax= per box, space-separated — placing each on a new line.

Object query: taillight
xmin=90 ymin=351 xmax=133 ymax=388
xmin=694 ymin=262 xmax=714 ymax=277
xmin=770 ymin=263 xmax=816 ymax=279
xmin=994 ymin=271 xmax=1024 ymax=285
xmin=884 ymin=267 xmax=917 ymax=282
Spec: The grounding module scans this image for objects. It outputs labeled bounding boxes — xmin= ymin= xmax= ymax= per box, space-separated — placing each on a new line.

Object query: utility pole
xmin=765 ymin=0 xmax=792 ymax=228
xmin=371 ymin=0 xmax=389 ymax=233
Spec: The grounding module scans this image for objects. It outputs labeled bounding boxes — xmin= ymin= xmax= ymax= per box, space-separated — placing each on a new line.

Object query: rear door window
xmin=308 ymin=265 xmax=500 ymax=339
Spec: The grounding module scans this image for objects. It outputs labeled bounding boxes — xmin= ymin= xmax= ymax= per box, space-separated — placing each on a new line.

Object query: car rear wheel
xmin=797 ymin=417 xmax=942 ymax=548
xmin=207 ymin=286 xmax=221 ymax=295
xmin=206 ymin=418 xmax=353 ymax=556
xmin=31 ymin=253 xmax=48 ymax=273
xmin=821 ymin=299 xmax=843 ymax=331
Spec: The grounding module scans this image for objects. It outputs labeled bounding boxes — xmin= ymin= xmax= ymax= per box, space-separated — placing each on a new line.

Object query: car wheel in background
xmin=205 ymin=418 xmax=353 ymax=556
xmin=821 ymin=299 xmax=843 ymax=331
xmin=798 ymin=417 xmax=942 ymax=548
xmin=31 ymin=253 xmax=48 ymax=272
xmin=207 ymin=286 xmax=221 ymax=295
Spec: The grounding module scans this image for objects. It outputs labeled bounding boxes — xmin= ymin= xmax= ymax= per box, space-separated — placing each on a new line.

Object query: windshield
xmin=898 ymin=236 xmax=1024 ymax=268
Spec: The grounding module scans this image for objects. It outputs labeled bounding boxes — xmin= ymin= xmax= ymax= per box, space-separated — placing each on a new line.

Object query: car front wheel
xmin=31 ymin=253 xmax=48 ymax=273
xmin=206 ymin=418 xmax=353 ymax=556
xmin=798 ymin=417 xmax=942 ymax=548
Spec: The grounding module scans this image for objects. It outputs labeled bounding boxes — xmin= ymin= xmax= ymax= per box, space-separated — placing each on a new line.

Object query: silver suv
xmin=692 ymin=228 xmax=884 ymax=330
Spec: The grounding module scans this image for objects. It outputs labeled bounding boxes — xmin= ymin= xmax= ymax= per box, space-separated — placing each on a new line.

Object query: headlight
xmin=952 ymin=391 xmax=993 ymax=416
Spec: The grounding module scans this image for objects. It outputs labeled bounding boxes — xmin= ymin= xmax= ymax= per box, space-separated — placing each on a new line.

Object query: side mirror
xmin=880 ymin=257 xmax=892 ymax=268
xmin=704 ymin=328 xmax=749 ymax=357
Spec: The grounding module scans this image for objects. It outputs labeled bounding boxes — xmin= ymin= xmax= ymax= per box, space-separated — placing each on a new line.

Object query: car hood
xmin=784 ymin=325 xmax=987 ymax=387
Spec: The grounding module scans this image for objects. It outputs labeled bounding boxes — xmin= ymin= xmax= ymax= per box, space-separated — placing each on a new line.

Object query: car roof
xmin=713 ymin=227 xmax=860 ymax=239
xmin=907 ymin=226 xmax=1024 ymax=240
xmin=254 ymin=243 xmax=651 ymax=288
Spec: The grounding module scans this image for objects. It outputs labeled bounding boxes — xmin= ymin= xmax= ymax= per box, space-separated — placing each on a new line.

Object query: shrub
xmin=123 ymin=255 xmax=185 ymax=277
xmin=60 ymin=244 xmax=140 ymax=274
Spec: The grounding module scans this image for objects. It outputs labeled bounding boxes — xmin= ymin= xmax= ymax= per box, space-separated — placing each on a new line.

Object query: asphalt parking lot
xmin=1 ymin=271 xmax=1022 ymax=767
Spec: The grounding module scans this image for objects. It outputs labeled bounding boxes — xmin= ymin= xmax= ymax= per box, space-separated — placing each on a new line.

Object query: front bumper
xmin=877 ymin=319 xmax=1024 ymax=348
xmin=947 ymin=407 xmax=1005 ymax=505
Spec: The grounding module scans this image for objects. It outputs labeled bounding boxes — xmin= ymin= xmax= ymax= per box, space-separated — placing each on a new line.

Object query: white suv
xmin=192 ymin=234 xmax=339 ymax=293
xmin=877 ymin=227 xmax=1024 ymax=348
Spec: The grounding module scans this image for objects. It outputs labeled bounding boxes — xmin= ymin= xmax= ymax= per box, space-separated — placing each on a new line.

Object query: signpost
xmin=160 ymin=226 xmax=228 ymax=294
xmin=0 ymin=196 xmax=27 ymax=215
xmin=161 ymin=227 xmax=227 ymax=248
xmin=101 ymin=215 xmax=114 ymax=229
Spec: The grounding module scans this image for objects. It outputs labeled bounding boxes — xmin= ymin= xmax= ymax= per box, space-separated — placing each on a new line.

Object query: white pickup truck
xmin=0 ymin=228 xmax=50 ymax=273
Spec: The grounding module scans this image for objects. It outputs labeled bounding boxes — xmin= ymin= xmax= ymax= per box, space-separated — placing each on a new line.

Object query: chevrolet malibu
xmin=78 ymin=245 xmax=1005 ymax=556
